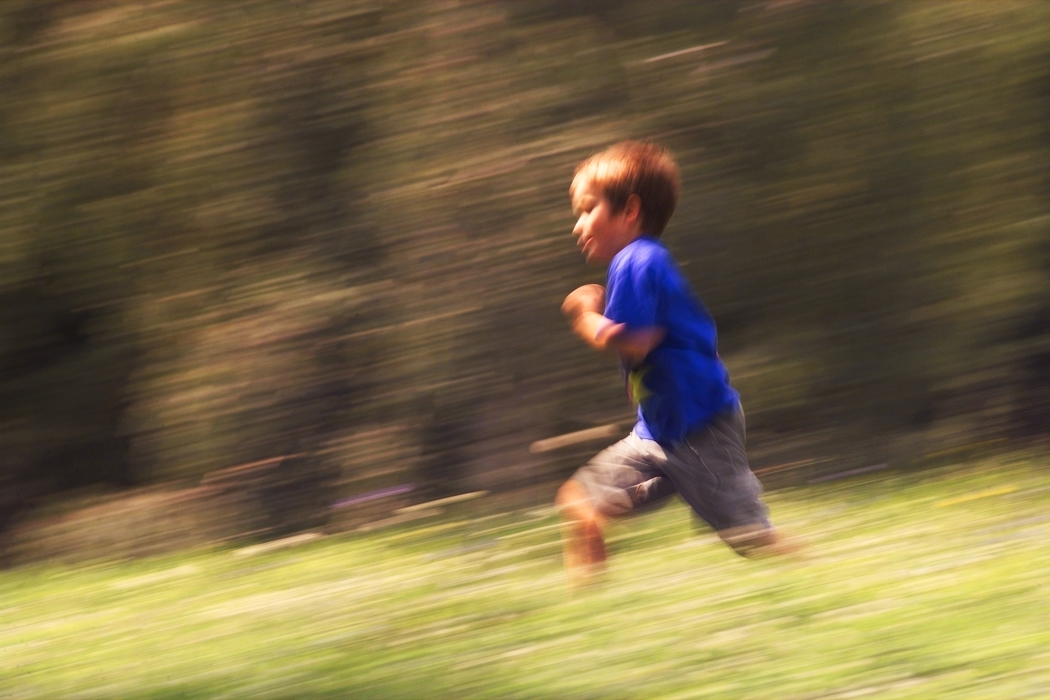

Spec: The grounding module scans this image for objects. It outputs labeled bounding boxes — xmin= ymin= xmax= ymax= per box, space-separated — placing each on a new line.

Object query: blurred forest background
xmin=1 ymin=1 xmax=1048 ymax=556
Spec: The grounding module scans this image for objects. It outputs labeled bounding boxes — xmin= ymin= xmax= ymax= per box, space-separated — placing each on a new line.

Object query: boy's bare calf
xmin=555 ymin=479 xmax=607 ymax=585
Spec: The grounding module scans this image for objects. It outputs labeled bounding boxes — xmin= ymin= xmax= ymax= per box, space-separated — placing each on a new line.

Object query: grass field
xmin=3 ymin=452 xmax=1050 ymax=699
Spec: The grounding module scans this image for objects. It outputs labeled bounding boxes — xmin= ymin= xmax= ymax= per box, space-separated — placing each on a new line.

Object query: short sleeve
xmin=605 ymin=248 xmax=661 ymax=330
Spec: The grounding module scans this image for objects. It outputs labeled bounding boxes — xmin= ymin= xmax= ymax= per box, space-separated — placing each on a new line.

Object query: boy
xmin=556 ymin=140 xmax=784 ymax=584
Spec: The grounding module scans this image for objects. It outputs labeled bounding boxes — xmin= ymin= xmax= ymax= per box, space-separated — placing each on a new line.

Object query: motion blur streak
xmin=0 ymin=0 xmax=1047 ymax=575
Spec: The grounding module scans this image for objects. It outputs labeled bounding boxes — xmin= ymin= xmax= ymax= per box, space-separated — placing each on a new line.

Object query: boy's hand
xmin=562 ymin=284 xmax=615 ymax=354
xmin=561 ymin=284 xmax=605 ymax=321
xmin=561 ymin=284 xmax=665 ymax=363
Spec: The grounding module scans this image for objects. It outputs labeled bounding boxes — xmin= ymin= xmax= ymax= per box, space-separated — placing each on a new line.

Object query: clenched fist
xmin=561 ymin=284 xmax=606 ymax=322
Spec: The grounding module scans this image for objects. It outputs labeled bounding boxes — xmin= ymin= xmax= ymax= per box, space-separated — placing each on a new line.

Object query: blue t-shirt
xmin=604 ymin=236 xmax=739 ymax=445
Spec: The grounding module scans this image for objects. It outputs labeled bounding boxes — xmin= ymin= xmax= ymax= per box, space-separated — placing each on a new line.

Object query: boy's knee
xmin=556 ymin=480 xmax=598 ymax=521
xmin=555 ymin=479 xmax=583 ymax=505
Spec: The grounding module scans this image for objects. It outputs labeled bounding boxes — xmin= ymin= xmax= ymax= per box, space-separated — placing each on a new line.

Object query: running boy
xmin=557 ymin=140 xmax=785 ymax=584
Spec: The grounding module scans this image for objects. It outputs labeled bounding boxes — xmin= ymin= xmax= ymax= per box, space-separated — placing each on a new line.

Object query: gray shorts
xmin=571 ymin=407 xmax=770 ymax=531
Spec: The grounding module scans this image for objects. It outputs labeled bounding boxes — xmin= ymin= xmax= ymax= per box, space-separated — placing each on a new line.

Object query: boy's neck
xmin=610 ymin=228 xmax=647 ymax=258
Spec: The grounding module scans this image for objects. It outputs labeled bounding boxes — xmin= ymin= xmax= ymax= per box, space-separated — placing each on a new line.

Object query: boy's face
xmin=570 ymin=174 xmax=640 ymax=265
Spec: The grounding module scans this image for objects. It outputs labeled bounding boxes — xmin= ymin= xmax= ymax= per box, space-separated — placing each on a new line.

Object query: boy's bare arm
xmin=562 ymin=285 xmax=665 ymax=365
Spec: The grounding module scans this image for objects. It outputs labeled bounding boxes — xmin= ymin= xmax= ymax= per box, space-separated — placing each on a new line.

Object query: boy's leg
xmin=555 ymin=433 xmax=674 ymax=584
xmin=663 ymin=406 xmax=789 ymax=557
xmin=555 ymin=479 xmax=607 ymax=574
xmin=716 ymin=524 xmax=786 ymax=557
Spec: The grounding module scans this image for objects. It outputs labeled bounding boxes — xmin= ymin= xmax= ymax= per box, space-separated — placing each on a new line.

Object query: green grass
xmin=3 ymin=453 xmax=1050 ymax=699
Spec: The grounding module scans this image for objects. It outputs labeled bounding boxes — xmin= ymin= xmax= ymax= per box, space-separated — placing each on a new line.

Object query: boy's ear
xmin=623 ymin=193 xmax=642 ymax=227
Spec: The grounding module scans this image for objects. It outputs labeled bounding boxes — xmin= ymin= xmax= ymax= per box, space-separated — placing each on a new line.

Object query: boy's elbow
xmin=612 ymin=327 xmax=665 ymax=363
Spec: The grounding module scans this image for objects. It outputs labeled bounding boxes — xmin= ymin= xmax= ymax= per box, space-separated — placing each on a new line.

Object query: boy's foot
xmin=566 ymin=560 xmax=607 ymax=590
xmin=752 ymin=532 xmax=806 ymax=559
xmin=718 ymin=526 xmax=805 ymax=559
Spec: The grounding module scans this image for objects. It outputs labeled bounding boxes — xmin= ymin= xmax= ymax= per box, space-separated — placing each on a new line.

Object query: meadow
xmin=3 ymin=453 xmax=1049 ymax=699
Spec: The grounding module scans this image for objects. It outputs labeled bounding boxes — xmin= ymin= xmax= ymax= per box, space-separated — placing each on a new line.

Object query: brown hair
xmin=571 ymin=140 xmax=680 ymax=237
